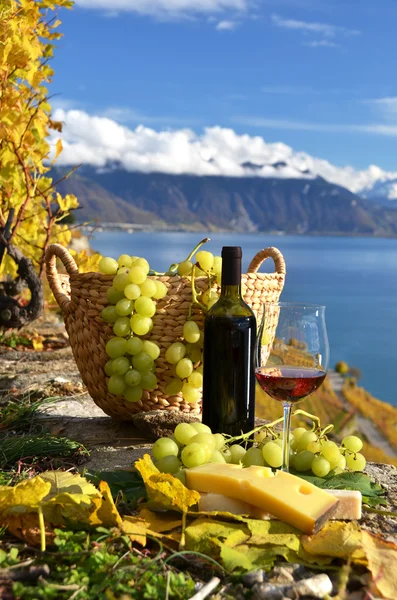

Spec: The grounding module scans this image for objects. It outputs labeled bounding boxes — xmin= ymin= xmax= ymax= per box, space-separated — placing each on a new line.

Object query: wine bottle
xmin=202 ymin=246 xmax=256 ymax=436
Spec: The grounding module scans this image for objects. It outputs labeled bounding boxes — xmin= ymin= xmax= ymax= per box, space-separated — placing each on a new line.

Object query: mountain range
xmin=53 ymin=164 xmax=397 ymax=236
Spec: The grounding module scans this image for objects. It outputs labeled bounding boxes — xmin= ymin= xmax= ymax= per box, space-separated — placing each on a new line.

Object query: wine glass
xmin=254 ymin=302 xmax=329 ymax=472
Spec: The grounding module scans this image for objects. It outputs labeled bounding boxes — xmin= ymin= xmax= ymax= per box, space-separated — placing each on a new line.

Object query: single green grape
xmin=165 ymin=342 xmax=186 ymax=364
xmin=125 ymin=337 xmax=143 ymax=355
xmin=155 ymin=455 xmax=181 ymax=474
xmin=116 ymin=298 xmax=134 ymax=317
xmin=212 ymin=433 xmax=225 ymax=451
xmin=176 ymin=358 xmax=194 ymax=379
xmin=106 ymin=337 xmax=128 ymax=358
xmin=139 ymin=279 xmax=157 ymax=298
xmin=128 ymin=266 xmax=147 ymax=285
xmin=113 ymin=317 xmax=131 ymax=337
xmin=181 ymin=383 xmax=200 ymax=404
xmin=181 ymin=442 xmax=209 ymax=468
xmin=117 ymin=267 xmax=129 ymax=275
xmin=178 ymin=260 xmax=193 ymax=276
xmin=183 ymin=321 xmax=201 ymax=344
xmin=201 ymin=290 xmax=218 ymax=308
xmin=101 ymin=306 xmax=118 ymax=323
xmin=293 ymin=450 xmax=315 ymax=472
xmin=140 ymin=371 xmax=158 ymax=391
xmin=134 ymin=257 xmax=150 ymax=274
xmin=152 ymin=437 xmax=179 ymax=461
xmin=213 ymin=256 xmax=222 ymax=274
xmin=190 ymin=433 xmax=215 ymax=450
xmin=297 ymin=431 xmax=318 ymax=453
xmin=135 ymin=296 xmax=156 ymax=318
xmin=124 ymin=386 xmax=143 ymax=403
xmin=132 ymin=352 xmax=154 ymax=372
xmin=262 ymin=442 xmax=283 ymax=468
xmin=153 ymin=281 xmax=167 ymax=300
xmin=209 ymin=449 xmax=226 ymax=463
xmin=165 ymin=378 xmax=183 ymax=396
xmin=229 ymin=444 xmax=246 ymax=464
xmin=173 ymin=470 xmax=186 ymax=485
xmin=107 ymin=375 xmax=126 ymax=396
xmin=99 ymin=256 xmax=118 ymax=275
xmin=186 ymin=344 xmax=202 ymax=364
xmin=111 ymin=356 xmax=130 ymax=375
xmin=321 ymin=441 xmax=341 ymax=463
xmin=196 ymin=250 xmax=214 ymax=272
xmin=342 ymin=435 xmax=363 ymax=453
xmin=291 ymin=427 xmax=307 ymax=442
xmin=307 ymin=440 xmax=322 ymax=454
xmin=142 ymin=340 xmax=160 ymax=360
xmin=118 ymin=254 xmax=133 ymax=268
xmin=311 ymin=456 xmax=331 ymax=477
xmin=188 ymin=371 xmax=203 ymax=389
xmin=104 ymin=360 xmax=114 ymax=377
xmin=191 ymin=423 xmax=212 ymax=434
xmin=124 ymin=369 xmax=141 ymax=387
xmin=130 ymin=315 xmax=152 ymax=336
xmin=221 ymin=448 xmax=232 ymax=463
xmin=346 ymin=452 xmax=366 ymax=472
xmin=242 ymin=447 xmax=265 ymax=467
xmin=174 ymin=423 xmax=197 ymax=446
xmin=113 ymin=273 xmax=131 ymax=291
xmin=106 ymin=287 xmax=125 ymax=304
xmin=124 ymin=283 xmax=141 ymax=300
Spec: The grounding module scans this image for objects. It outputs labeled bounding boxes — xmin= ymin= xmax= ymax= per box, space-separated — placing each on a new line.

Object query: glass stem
xmin=282 ymin=402 xmax=293 ymax=472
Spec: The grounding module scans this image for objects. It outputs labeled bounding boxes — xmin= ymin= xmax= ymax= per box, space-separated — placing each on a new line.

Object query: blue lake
xmin=90 ymin=231 xmax=397 ymax=407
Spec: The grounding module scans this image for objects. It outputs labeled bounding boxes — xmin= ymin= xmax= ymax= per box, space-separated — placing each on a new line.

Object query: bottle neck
xmin=220 ymin=285 xmax=241 ymax=299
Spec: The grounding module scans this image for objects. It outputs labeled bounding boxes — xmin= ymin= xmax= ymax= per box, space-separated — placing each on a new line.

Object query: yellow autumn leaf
xmin=301 ymin=521 xmax=365 ymax=562
xmin=134 ymin=454 xmax=200 ymax=513
xmin=138 ymin=508 xmax=182 ymax=533
xmin=185 ymin=517 xmax=250 ymax=555
xmin=121 ymin=516 xmax=148 ymax=546
xmin=89 ymin=481 xmax=123 ymax=528
xmin=362 ymin=530 xmax=397 ymax=600
xmin=0 ymin=476 xmax=51 ymax=514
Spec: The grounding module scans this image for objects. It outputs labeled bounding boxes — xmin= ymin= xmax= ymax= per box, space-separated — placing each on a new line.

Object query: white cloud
xmin=304 ymin=39 xmax=339 ymax=48
xmin=271 ymin=13 xmax=360 ymax=37
xmin=364 ymin=97 xmax=397 ymax=120
xmin=232 ymin=116 xmax=397 ymax=137
xmin=49 ymin=109 xmax=397 ymax=195
xmin=216 ymin=19 xmax=238 ymax=30
xmin=74 ymin=0 xmax=248 ymax=18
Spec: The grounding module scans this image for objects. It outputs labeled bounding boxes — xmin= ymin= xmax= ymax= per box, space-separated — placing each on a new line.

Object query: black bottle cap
xmin=222 ymin=246 xmax=242 ymax=259
xmin=221 ymin=246 xmax=242 ymax=286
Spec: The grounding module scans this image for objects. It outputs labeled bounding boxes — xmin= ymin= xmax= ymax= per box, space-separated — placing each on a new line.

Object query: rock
xmin=251 ymin=583 xmax=287 ymax=600
xmin=132 ymin=410 xmax=200 ymax=439
xmin=292 ymin=574 xmax=333 ymax=598
xmin=242 ymin=569 xmax=265 ymax=586
xmin=269 ymin=566 xmax=295 ymax=585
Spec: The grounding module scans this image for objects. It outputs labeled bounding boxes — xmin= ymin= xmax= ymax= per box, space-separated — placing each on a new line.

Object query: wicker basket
xmin=45 ymin=243 xmax=286 ymax=420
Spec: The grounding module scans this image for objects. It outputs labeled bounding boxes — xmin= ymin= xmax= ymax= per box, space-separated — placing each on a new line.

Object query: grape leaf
xmin=85 ymin=469 xmax=146 ymax=508
xmin=362 ymin=530 xmax=397 ymax=600
xmin=301 ymin=521 xmax=365 ymax=561
xmin=291 ymin=470 xmax=387 ymax=507
xmin=135 ymin=454 xmax=199 ymax=513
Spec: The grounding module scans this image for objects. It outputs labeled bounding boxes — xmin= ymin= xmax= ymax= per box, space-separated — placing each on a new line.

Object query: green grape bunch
xmin=98 ymin=239 xmax=222 ymax=406
xmin=149 ymin=411 xmax=367 ymax=483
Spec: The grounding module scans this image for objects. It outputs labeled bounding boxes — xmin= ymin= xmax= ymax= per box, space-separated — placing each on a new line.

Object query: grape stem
xmin=186 ymin=237 xmax=211 ymax=261
xmin=190 ymin=264 xmax=207 ymax=315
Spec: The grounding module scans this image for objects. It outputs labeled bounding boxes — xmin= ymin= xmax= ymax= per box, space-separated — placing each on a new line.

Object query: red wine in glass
xmin=255 ymin=366 xmax=326 ymax=403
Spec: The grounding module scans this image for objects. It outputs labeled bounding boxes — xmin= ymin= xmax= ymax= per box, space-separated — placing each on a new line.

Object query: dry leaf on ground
xmin=362 ymin=530 xmax=397 ymax=600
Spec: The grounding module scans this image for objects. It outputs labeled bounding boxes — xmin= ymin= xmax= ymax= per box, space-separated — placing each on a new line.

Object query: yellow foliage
xmin=0 ymin=0 xmax=82 ymax=285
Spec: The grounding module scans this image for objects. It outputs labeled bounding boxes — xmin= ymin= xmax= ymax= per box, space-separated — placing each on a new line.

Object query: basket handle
xmin=45 ymin=243 xmax=79 ymax=311
xmin=247 ymin=247 xmax=286 ymax=275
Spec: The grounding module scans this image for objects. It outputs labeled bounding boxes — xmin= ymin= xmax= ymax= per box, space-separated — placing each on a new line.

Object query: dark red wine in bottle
xmin=255 ymin=366 xmax=326 ymax=403
xmin=202 ymin=246 xmax=256 ymax=436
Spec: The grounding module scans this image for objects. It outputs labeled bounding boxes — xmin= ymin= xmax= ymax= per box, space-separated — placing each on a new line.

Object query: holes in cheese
xmin=185 ymin=463 xmax=339 ymax=534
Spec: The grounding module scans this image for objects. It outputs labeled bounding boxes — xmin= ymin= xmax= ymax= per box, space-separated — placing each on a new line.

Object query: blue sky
xmin=50 ymin=0 xmax=397 ymax=174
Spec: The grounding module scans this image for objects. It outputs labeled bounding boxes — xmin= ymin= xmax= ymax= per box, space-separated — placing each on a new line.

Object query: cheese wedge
xmin=198 ymin=489 xmax=362 ymax=521
xmin=185 ymin=463 xmax=339 ymax=534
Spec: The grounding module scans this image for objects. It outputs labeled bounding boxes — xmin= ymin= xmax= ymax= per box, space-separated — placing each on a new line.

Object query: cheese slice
xmin=198 ymin=489 xmax=362 ymax=521
xmin=185 ymin=463 xmax=339 ymax=534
